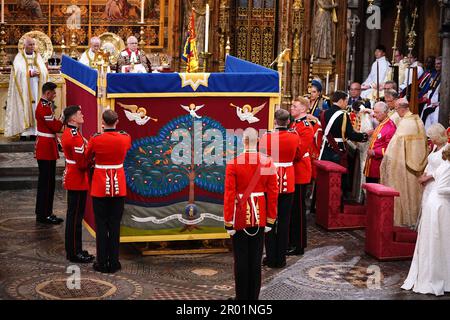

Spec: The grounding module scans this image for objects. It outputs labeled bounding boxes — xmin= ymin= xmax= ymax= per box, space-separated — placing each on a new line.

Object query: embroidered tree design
xmin=125 ymin=114 xmax=239 ymax=204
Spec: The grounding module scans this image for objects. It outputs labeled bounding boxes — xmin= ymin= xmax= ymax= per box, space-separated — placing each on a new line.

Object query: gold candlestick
xmin=139 ymin=23 xmax=146 ymax=51
xmin=225 ymin=36 xmax=231 ymax=56
xmin=61 ymin=36 xmax=67 ymax=56
xmin=69 ymin=31 xmax=79 ymax=59
xmin=0 ymin=23 xmax=9 ymax=69
xmin=201 ymin=52 xmax=212 ymax=72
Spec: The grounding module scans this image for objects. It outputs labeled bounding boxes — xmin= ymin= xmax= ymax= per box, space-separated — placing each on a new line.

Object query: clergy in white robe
xmin=399 ymin=57 xmax=424 ymax=91
xmin=402 ymin=145 xmax=450 ymax=296
xmin=361 ymin=45 xmax=390 ymax=100
xmin=79 ymin=37 xmax=101 ymax=68
xmin=422 ymin=82 xmax=440 ymax=131
xmin=4 ymin=37 xmax=48 ymax=137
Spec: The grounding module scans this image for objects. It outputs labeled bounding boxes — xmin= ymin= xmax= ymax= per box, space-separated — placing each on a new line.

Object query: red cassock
xmin=223 ymin=152 xmax=278 ymax=231
xmin=364 ymin=118 xmax=397 ymax=179
xmin=289 ymin=117 xmax=315 ymax=184
xmin=34 ymin=98 xmax=63 ymax=160
xmin=61 ymin=125 xmax=89 ymax=190
xmin=259 ymin=128 xmax=301 ymax=194
xmin=85 ymin=129 xmax=132 ymax=197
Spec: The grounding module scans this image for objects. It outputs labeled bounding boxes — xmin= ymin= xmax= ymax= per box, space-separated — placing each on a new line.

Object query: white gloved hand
xmin=264 ymin=226 xmax=272 ymax=233
xmin=227 ymin=229 xmax=236 ymax=236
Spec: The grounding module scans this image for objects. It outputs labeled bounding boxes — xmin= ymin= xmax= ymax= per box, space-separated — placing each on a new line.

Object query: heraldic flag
xmin=181 ymin=9 xmax=199 ymax=73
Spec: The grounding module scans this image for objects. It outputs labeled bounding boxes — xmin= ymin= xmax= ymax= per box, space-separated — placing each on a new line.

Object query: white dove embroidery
xmin=117 ymin=102 xmax=158 ymax=126
xmin=180 ymin=103 xmax=205 ymax=119
xmin=230 ymin=102 xmax=267 ymax=124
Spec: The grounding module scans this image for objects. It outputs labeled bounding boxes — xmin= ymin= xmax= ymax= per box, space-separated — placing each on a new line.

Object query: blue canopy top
xmin=61 ymin=55 xmax=279 ymax=96
xmin=61 ymin=55 xmax=97 ymax=95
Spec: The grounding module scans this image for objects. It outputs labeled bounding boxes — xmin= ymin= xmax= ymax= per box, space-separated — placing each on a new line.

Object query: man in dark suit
xmin=348 ymin=82 xmax=371 ymax=109
xmin=319 ymin=91 xmax=370 ymax=197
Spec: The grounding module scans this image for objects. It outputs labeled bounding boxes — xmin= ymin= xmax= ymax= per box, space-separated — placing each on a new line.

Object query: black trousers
xmin=265 ymin=193 xmax=294 ymax=267
xmin=365 ymin=177 xmax=380 ymax=184
xmin=65 ymin=190 xmax=87 ymax=258
xmin=289 ymin=184 xmax=307 ymax=250
xmin=92 ymin=197 xmax=124 ymax=268
xmin=35 ymin=160 xmax=56 ymax=219
xmin=232 ymin=227 xmax=264 ymax=300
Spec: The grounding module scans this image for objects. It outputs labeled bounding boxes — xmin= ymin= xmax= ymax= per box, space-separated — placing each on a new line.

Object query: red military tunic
xmin=61 ymin=125 xmax=89 ymax=190
xmin=308 ymin=120 xmax=323 ymax=178
xmin=289 ymin=117 xmax=315 ymax=184
xmin=364 ymin=118 xmax=397 ymax=179
xmin=35 ymin=98 xmax=63 ymax=160
xmin=259 ymin=128 xmax=301 ymax=194
xmin=86 ymin=129 xmax=132 ymax=197
xmin=224 ymin=151 xmax=278 ymax=231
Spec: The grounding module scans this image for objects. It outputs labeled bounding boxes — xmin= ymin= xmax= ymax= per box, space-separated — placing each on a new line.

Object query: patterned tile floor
xmin=0 ymin=189 xmax=448 ymax=300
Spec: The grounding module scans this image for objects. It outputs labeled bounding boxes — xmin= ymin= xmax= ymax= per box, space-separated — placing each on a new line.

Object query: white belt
xmin=36 ymin=131 xmax=56 ymax=138
xmin=303 ymin=152 xmax=310 ymax=158
xmin=274 ymin=162 xmax=293 ymax=168
xmin=95 ymin=164 xmax=123 ymax=169
xmin=239 ymin=192 xmax=264 ymax=197
xmin=66 ymin=159 xmax=76 ymax=164
xmin=333 ymin=138 xmax=344 ymax=142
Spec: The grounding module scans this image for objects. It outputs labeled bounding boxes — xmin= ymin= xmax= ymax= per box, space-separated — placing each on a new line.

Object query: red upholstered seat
xmin=314 ymin=160 xmax=366 ymax=230
xmin=393 ymin=227 xmax=418 ymax=244
xmin=362 ymin=183 xmax=417 ymax=260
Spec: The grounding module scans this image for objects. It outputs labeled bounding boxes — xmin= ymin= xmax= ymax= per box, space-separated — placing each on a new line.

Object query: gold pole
xmin=391 ymin=1 xmax=402 ymax=65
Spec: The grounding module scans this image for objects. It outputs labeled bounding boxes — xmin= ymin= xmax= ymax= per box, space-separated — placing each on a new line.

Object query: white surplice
xmin=4 ymin=50 xmax=48 ymax=137
xmin=402 ymin=157 xmax=450 ymax=296
xmin=361 ymin=56 xmax=390 ymax=99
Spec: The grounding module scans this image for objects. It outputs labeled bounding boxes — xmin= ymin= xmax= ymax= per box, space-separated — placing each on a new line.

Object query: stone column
xmin=439 ymin=0 xmax=450 ymax=126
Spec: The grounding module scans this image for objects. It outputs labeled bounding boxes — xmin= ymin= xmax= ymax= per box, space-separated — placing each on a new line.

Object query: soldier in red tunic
xmin=61 ymin=105 xmax=95 ymax=263
xmin=86 ymin=109 xmax=131 ymax=273
xmin=35 ymin=82 xmax=64 ymax=225
xmin=288 ymin=96 xmax=315 ymax=256
xmin=259 ymin=109 xmax=300 ymax=268
xmin=224 ymin=128 xmax=278 ymax=300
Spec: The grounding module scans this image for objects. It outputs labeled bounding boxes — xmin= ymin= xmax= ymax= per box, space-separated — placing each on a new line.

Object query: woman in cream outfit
xmin=402 ymin=125 xmax=450 ymax=296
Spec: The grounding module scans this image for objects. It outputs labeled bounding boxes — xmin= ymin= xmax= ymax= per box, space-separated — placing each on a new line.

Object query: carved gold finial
xmin=407 ymin=7 xmax=418 ymax=54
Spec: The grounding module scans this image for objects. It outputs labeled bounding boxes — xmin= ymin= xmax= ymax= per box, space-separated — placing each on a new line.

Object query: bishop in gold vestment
xmin=380 ymin=99 xmax=428 ymax=227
